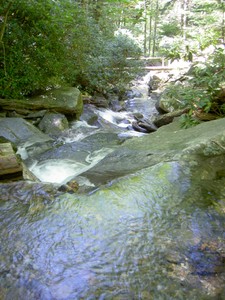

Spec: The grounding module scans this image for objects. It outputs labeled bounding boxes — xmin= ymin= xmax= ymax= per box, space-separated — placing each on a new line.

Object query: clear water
xmin=0 ymin=162 xmax=225 ymax=299
xmin=1 ymin=74 xmax=225 ymax=299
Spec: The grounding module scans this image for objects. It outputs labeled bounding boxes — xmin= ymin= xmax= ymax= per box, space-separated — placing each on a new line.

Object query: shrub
xmin=179 ymin=46 xmax=225 ymax=127
xmin=75 ymin=33 xmax=142 ymax=95
xmin=0 ymin=0 xmax=70 ymax=98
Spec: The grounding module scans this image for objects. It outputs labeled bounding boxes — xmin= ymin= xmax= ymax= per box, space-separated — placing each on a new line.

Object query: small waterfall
xmin=28 ymin=72 xmax=157 ymax=185
xmin=125 ymin=72 xmax=158 ymax=120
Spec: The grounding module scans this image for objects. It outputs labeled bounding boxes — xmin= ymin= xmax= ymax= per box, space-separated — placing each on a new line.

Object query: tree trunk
xmin=181 ymin=0 xmax=190 ymax=40
xmin=143 ymin=0 xmax=151 ymax=56
xmin=148 ymin=14 xmax=152 ymax=56
xmin=222 ymin=1 xmax=225 ymax=44
xmin=152 ymin=0 xmax=159 ymax=57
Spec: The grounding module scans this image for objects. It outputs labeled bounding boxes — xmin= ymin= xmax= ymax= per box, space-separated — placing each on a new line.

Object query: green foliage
xmin=158 ymin=0 xmax=223 ymax=60
xmin=160 ymin=38 xmax=195 ymax=62
xmin=0 ymin=0 xmax=70 ymax=98
xmin=180 ymin=113 xmax=200 ymax=129
xmin=173 ymin=46 xmax=225 ymax=128
xmin=159 ymin=21 xmax=181 ymax=37
xmin=0 ymin=0 xmax=141 ymax=99
xmin=187 ymin=47 xmax=225 ymax=113
xmin=74 ymin=33 xmax=142 ymax=94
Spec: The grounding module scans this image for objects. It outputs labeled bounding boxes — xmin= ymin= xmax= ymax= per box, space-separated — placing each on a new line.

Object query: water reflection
xmin=0 ymin=162 xmax=225 ymax=299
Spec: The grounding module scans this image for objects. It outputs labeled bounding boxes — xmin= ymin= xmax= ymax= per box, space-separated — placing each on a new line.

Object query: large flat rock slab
xmin=81 ymin=118 xmax=225 ymax=185
xmin=0 ymin=87 xmax=83 ymax=117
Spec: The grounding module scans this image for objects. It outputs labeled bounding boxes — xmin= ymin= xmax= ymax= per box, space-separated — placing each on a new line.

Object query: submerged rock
xmin=0 ymin=181 xmax=61 ymax=202
xmin=187 ymin=243 xmax=225 ymax=276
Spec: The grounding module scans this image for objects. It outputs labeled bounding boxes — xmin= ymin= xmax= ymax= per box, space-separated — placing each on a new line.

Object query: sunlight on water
xmin=96 ymin=108 xmax=135 ymax=128
xmin=118 ymin=131 xmax=145 ymax=138
xmin=58 ymin=120 xmax=99 ymax=144
xmin=17 ymin=146 xmax=29 ymax=160
xmin=29 ymin=148 xmax=113 ymax=184
xmin=71 ymin=120 xmax=99 ymax=129
xmin=1 ymin=162 xmax=225 ymax=299
xmin=29 ymin=159 xmax=87 ymax=183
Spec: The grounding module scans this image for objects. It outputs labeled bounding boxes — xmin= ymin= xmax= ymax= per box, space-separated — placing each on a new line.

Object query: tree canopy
xmin=0 ymin=0 xmax=224 ymax=102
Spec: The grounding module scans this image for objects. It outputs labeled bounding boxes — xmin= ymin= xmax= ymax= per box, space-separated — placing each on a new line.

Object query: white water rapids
xmin=24 ymin=72 xmax=158 ymax=184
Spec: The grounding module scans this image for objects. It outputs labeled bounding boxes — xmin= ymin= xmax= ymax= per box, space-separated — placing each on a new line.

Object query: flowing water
xmin=0 ymin=74 xmax=225 ymax=299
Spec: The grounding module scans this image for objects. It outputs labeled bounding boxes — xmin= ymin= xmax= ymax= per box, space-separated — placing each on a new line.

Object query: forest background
xmin=0 ymin=0 xmax=225 ymax=122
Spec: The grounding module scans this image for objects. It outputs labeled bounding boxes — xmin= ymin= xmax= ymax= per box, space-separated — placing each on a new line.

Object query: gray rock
xmin=153 ymin=108 xmax=189 ymax=127
xmin=80 ymin=105 xmax=99 ymax=126
xmin=0 ymin=118 xmax=53 ymax=159
xmin=0 ymin=87 xmax=83 ymax=117
xmin=81 ymin=117 xmax=225 ymax=185
xmin=38 ymin=112 xmax=69 ymax=136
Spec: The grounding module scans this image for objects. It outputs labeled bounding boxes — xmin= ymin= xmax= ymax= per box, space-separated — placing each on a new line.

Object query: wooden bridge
xmin=127 ymin=56 xmax=172 ymax=71
xmin=127 ymin=56 xmax=189 ymax=71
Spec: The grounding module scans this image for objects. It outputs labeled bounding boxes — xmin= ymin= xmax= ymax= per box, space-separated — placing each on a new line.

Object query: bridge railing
xmin=126 ymin=56 xmax=172 ymax=70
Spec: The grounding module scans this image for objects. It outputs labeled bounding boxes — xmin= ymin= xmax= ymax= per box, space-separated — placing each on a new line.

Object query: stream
xmin=0 ymin=73 xmax=225 ymax=299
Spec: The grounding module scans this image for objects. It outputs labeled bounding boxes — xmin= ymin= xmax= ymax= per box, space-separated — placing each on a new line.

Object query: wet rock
xmin=109 ymin=99 xmax=124 ymax=112
xmin=0 ymin=181 xmax=60 ymax=202
xmin=125 ymin=89 xmax=142 ymax=99
xmin=0 ymin=118 xmax=52 ymax=146
xmin=0 ymin=118 xmax=53 ymax=159
xmin=38 ymin=112 xmax=69 ymax=137
xmin=132 ymin=121 xmax=157 ymax=133
xmin=6 ymin=279 xmax=53 ymax=300
xmin=80 ymin=105 xmax=100 ymax=126
xmin=81 ymin=117 xmax=225 ymax=185
xmin=89 ymin=94 xmax=109 ymax=108
xmin=35 ymin=132 xmax=121 ymax=163
xmin=133 ymin=112 xmax=144 ymax=119
xmin=58 ymin=180 xmax=79 ymax=194
xmin=132 ymin=115 xmax=158 ymax=133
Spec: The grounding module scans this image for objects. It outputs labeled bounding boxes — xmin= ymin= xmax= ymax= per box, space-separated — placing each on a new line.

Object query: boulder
xmin=89 ymin=94 xmax=109 ymax=108
xmin=148 ymin=74 xmax=161 ymax=93
xmin=38 ymin=112 xmax=69 ymax=137
xmin=80 ymin=105 xmax=99 ymax=126
xmin=157 ymin=85 xmax=187 ymax=113
xmin=0 ymin=181 xmax=61 ymax=202
xmin=0 ymin=87 xmax=83 ymax=117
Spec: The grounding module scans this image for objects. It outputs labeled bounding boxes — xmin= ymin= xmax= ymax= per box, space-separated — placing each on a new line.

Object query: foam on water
xmin=29 ymin=147 xmax=114 ymax=184
xmin=96 ymin=108 xmax=135 ymax=128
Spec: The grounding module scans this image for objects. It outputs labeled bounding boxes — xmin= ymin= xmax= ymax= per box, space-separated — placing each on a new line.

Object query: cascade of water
xmin=29 ymin=72 xmax=157 ymax=184
xmin=125 ymin=72 xmax=158 ymax=120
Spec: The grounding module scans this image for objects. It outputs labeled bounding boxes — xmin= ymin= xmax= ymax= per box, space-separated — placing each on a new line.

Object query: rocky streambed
xmin=0 ymin=72 xmax=225 ymax=299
